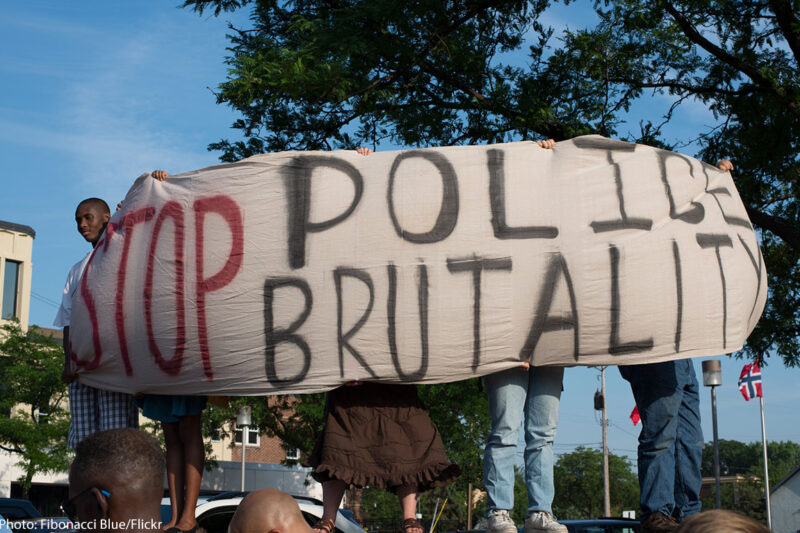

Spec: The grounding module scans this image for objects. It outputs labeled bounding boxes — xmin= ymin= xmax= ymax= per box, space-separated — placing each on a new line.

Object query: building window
xmin=210 ymin=426 xmax=223 ymax=442
xmin=36 ymin=409 xmax=49 ymax=425
xmin=2 ymin=260 xmax=21 ymax=320
xmin=285 ymin=447 xmax=300 ymax=460
xmin=234 ymin=426 xmax=260 ymax=446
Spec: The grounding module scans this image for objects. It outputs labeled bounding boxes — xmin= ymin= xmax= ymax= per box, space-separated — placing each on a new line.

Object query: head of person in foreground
xmin=66 ymin=428 xmax=165 ymax=533
xmin=675 ymin=509 xmax=769 ymax=533
xmin=228 ymin=489 xmax=314 ymax=533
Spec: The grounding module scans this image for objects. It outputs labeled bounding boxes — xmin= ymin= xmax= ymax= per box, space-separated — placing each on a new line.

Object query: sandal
xmin=313 ymin=518 xmax=336 ymax=533
xmin=403 ymin=518 xmax=424 ymax=533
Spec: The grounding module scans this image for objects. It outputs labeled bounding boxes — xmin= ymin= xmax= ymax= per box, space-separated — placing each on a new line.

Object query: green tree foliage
xmin=184 ymin=0 xmax=800 ymax=365
xmin=420 ymin=380 xmax=490 ymax=491
xmin=552 ymin=446 xmax=639 ymax=519
xmin=0 ymin=322 xmax=70 ymax=498
xmin=700 ymin=439 xmax=800 ymax=521
xmin=361 ymin=483 xmax=465 ymax=531
xmin=201 ymin=394 xmax=325 ymax=464
xmin=418 ymin=380 xmax=490 ymax=527
xmin=182 ymin=0 xmax=601 ymax=157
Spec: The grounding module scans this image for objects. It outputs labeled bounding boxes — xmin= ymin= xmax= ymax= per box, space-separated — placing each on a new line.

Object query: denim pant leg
xmin=523 ymin=366 xmax=563 ymax=515
xmin=484 ymin=367 xmax=528 ymax=513
xmin=620 ymin=361 xmax=682 ymax=517
xmin=674 ymin=362 xmax=703 ymax=519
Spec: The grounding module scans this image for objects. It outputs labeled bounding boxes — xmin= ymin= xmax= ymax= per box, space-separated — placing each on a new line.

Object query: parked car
xmin=160 ymin=492 xmax=366 ymax=533
xmin=0 ymin=499 xmax=41 ymax=521
xmin=1 ymin=514 xmax=12 ymax=533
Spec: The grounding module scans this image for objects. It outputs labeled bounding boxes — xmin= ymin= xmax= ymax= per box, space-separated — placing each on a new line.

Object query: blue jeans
xmin=619 ymin=360 xmax=703 ymax=520
xmin=484 ymin=366 xmax=564 ymax=515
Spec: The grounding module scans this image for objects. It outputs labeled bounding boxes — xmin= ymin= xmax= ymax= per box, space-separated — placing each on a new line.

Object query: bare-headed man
xmin=63 ymin=428 xmax=164 ymax=533
xmin=229 ymin=489 xmax=313 ymax=533
xmin=55 ymin=172 xmax=167 ymax=447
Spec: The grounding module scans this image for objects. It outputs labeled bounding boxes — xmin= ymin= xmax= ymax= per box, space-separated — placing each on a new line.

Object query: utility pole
xmin=467 ymin=482 xmax=473 ymax=530
xmin=601 ymin=367 xmax=610 ymax=516
xmin=594 ymin=367 xmax=611 ymax=517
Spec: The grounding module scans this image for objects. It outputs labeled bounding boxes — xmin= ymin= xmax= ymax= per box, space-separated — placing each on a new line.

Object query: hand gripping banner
xmin=68 ymin=136 xmax=767 ymax=395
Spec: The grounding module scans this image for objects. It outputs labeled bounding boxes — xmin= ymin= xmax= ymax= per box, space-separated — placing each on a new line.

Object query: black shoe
xmin=641 ymin=512 xmax=678 ymax=533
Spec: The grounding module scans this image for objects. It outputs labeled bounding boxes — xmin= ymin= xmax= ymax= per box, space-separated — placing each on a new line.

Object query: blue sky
xmin=2 ymin=1 xmax=799 ymax=469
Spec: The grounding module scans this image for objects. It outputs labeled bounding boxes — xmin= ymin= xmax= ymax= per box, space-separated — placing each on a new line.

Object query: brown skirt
xmin=308 ymin=383 xmax=461 ymax=492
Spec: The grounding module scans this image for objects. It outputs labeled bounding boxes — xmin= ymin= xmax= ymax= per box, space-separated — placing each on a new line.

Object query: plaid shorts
xmin=68 ymin=381 xmax=139 ymax=449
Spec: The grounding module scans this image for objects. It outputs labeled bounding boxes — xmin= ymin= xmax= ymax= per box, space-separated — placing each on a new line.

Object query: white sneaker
xmin=524 ymin=511 xmax=567 ymax=533
xmin=487 ymin=510 xmax=518 ymax=533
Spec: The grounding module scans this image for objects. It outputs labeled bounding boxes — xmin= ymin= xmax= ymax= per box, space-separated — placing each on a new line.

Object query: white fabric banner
xmin=69 ymin=136 xmax=767 ymax=395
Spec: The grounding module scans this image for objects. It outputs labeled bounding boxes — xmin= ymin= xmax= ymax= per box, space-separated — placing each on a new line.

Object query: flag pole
xmin=759 ymin=395 xmax=772 ymax=530
xmin=601 ymin=366 xmax=610 ymax=517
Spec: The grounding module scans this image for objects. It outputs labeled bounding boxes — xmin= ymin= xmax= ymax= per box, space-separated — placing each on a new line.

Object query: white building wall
xmin=0 ymin=449 xmax=69 ymax=497
xmin=771 ymin=471 xmax=800 ymax=533
xmin=0 ymin=225 xmax=34 ymax=332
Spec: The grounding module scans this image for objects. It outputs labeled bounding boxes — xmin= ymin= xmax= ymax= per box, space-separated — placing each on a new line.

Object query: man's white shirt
xmin=53 ymin=251 xmax=92 ymax=328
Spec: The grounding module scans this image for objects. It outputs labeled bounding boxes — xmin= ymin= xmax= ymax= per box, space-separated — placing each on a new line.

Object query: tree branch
xmin=607 ymin=79 xmax=760 ymax=99
xmin=746 ymin=204 xmax=800 ymax=251
xmin=768 ymin=0 xmax=800 ymax=64
xmin=0 ymin=444 xmax=22 ymax=454
xmin=759 ymin=193 xmax=796 ymax=208
xmin=662 ymin=1 xmax=800 ymax=116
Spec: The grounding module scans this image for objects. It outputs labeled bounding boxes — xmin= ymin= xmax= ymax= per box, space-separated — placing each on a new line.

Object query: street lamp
xmin=701 ymin=360 xmax=722 ymax=509
xmin=237 ymin=405 xmax=252 ymax=491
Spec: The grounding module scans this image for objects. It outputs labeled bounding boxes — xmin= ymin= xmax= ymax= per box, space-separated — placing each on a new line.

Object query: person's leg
xmin=484 ymin=367 xmax=527 ymax=532
xmin=397 ymin=485 xmax=422 ymax=533
xmin=174 ymin=414 xmax=203 ymax=531
xmin=162 ymin=421 xmax=184 ymax=531
xmin=523 ymin=366 xmax=563 ymax=515
xmin=522 ymin=366 xmax=566 ymax=533
xmin=314 ymin=480 xmax=346 ymax=533
xmin=673 ymin=361 xmax=703 ymax=520
xmin=620 ymin=362 xmax=682 ymax=520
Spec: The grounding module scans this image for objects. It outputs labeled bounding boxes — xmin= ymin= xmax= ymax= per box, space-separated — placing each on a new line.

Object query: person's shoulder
xmin=62 ymin=251 xmax=92 ymax=287
xmin=69 ymin=251 xmax=92 ymax=273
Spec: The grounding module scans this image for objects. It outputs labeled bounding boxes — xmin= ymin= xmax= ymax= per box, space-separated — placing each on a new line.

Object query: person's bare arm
xmin=716 ymin=160 xmax=733 ymax=171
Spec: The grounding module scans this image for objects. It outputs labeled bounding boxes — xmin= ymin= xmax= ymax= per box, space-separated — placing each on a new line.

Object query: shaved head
xmin=228 ymin=489 xmax=313 ymax=533
xmin=68 ymin=429 xmax=164 ymax=533
xmin=71 ymin=428 xmax=164 ymax=493
xmin=76 ymin=197 xmax=110 ymax=215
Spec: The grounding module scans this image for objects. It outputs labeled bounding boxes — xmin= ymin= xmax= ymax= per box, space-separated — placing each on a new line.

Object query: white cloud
xmin=2 ymin=9 xmax=241 ymax=201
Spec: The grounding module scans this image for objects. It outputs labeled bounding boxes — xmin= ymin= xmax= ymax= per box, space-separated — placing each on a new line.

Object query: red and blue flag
xmin=738 ymin=362 xmax=763 ymax=401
